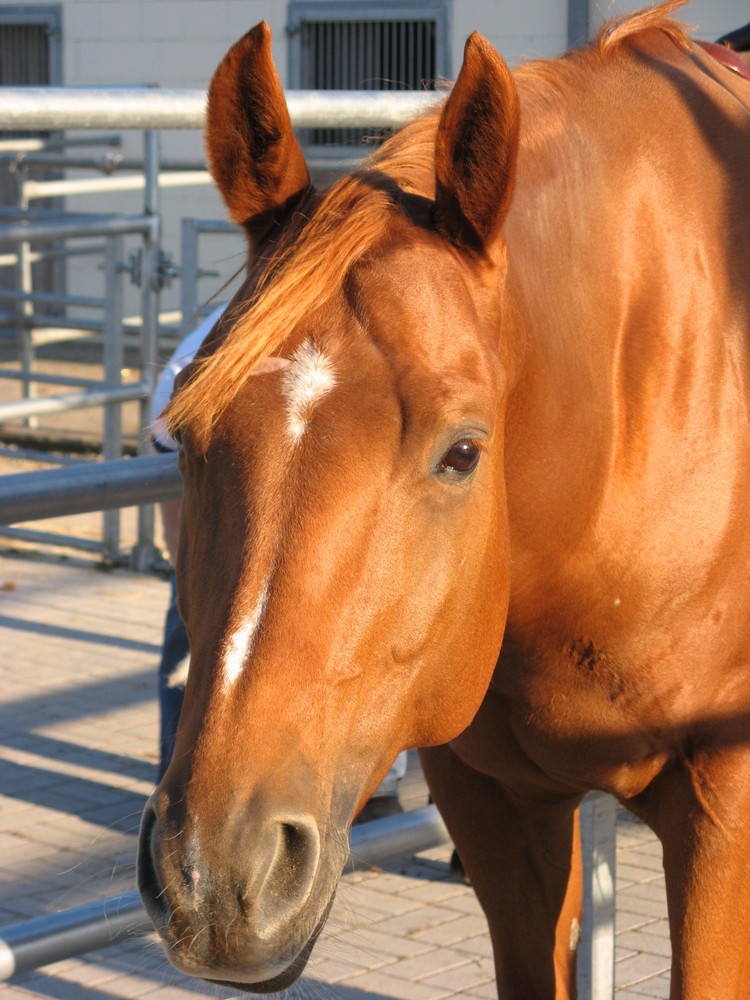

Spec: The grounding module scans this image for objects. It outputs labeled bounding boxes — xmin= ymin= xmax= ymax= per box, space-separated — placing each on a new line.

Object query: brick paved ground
xmin=0 ymin=548 xmax=673 ymax=999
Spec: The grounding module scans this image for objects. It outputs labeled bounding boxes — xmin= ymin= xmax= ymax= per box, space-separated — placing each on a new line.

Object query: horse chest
xmin=455 ymin=625 xmax=726 ymax=799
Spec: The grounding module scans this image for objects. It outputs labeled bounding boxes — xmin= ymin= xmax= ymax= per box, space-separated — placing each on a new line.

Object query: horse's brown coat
xmin=138 ymin=3 xmax=750 ymax=996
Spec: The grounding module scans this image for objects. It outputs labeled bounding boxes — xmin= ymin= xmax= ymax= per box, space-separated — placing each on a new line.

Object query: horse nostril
xmin=254 ymin=815 xmax=321 ymax=926
xmin=281 ymin=820 xmax=310 ymax=861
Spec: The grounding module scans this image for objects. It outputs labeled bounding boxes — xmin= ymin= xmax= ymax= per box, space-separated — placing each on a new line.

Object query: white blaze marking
xmin=222 ymin=586 xmax=268 ymax=691
xmin=282 ymin=339 xmax=336 ymax=442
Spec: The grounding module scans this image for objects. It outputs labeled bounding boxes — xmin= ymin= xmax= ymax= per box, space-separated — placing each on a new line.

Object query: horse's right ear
xmin=205 ymin=22 xmax=311 ymax=239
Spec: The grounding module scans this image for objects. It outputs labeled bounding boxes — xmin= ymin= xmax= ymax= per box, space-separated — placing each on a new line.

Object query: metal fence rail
xmin=0 ymin=88 xmax=444 ymax=131
xmin=0 ymin=453 xmax=180 ymax=524
xmin=0 ymin=88 xmax=443 ymax=564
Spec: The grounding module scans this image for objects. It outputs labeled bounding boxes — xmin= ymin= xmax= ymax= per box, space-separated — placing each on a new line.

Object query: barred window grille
xmin=288 ymin=3 xmax=451 ymax=150
xmin=0 ymin=6 xmax=63 ymax=303
xmin=0 ymin=20 xmax=51 ymax=87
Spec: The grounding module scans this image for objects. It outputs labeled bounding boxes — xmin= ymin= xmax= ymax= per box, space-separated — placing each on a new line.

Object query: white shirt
xmin=150 ymin=303 xmax=227 ymax=452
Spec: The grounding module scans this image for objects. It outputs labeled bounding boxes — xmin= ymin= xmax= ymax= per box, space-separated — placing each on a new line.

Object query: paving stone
xmin=398 ymin=881 xmax=468 ymax=905
xmin=452 ymin=932 xmax=495 ymax=959
xmin=335 ymin=968 xmax=454 ymax=999
xmin=369 ymin=905 xmax=464 ymax=937
xmin=342 ymin=925 xmax=437 ymax=960
xmin=461 ymin=980 xmax=500 ymax=999
xmin=616 ymin=930 xmax=672 ymax=958
xmin=616 ymin=951 xmax=672 ymax=988
xmin=422 ymin=955 xmax=494 ymax=988
xmin=342 ymin=884 xmax=425 ymax=916
xmin=305 ymin=955 xmax=376 ymax=983
xmin=625 ymin=973 xmax=672 ymax=998
xmin=617 ymin=894 xmax=670 ymax=919
xmin=411 ymin=914 xmax=491 ymax=947
xmin=371 ymin=947 xmax=472 ymax=981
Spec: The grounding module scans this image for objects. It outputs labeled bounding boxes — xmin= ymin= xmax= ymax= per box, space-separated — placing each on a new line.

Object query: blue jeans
xmin=157 ymin=573 xmax=189 ymax=781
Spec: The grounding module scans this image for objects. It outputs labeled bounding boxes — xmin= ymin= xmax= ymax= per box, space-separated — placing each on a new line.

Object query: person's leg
xmin=157 ymin=571 xmax=189 ymax=781
xmin=375 ymin=749 xmax=407 ymax=796
xmin=355 ymin=751 xmax=408 ymax=822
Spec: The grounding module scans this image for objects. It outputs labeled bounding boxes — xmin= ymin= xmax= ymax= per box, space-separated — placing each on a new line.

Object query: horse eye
xmin=439 ymin=439 xmax=481 ymax=476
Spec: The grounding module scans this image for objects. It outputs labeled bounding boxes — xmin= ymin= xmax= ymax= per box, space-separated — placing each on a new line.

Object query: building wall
xmin=1 ymin=0 xmax=748 ymax=321
xmin=454 ymin=1 xmax=568 ymax=68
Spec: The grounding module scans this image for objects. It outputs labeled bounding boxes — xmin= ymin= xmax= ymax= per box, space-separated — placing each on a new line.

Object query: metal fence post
xmin=179 ymin=216 xmax=198 ymax=335
xmin=101 ymin=234 xmax=125 ymax=560
xmin=578 ymin=792 xmax=617 ymax=1000
xmin=15 ymin=175 xmax=36 ymax=426
xmin=132 ymin=128 xmax=161 ymax=572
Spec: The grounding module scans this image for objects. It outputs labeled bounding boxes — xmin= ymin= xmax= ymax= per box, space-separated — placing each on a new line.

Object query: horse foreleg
xmin=420 ymin=744 xmax=583 ymax=1000
xmin=632 ymin=743 xmax=750 ymax=1000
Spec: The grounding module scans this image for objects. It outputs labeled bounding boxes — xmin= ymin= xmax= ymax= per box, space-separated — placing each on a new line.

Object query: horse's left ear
xmin=205 ymin=22 xmax=311 ymax=239
xmin=434 ymin=34 xmax=520 ymax=255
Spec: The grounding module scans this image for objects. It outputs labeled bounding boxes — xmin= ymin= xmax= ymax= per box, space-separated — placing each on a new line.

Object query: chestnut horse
xmin=138 ymin=2 xmax=750 ymax=997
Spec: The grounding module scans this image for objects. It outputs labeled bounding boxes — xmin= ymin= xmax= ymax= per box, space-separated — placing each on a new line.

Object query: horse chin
xmin=199 ymin=898 xmax=331 ymax=994
xmin=206 ymin=928 xmax=321 ymax=994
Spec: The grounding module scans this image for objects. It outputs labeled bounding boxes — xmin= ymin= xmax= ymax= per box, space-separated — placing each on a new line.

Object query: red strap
xmin=697 ymin=41 xmax=750 ymax=82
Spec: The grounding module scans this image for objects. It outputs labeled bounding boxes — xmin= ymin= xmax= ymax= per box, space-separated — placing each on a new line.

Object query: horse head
xmin=138 ymin=21 xmax=519 ymax=991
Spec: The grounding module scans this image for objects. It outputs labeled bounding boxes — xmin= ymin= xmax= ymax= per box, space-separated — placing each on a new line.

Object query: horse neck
xmin=501 ymin=46 xmax=750 ymax=593
xmin=500 ymin=97 xmax=616 ymax=553
xmin=501 ymin=55 xmax=675 ymax=562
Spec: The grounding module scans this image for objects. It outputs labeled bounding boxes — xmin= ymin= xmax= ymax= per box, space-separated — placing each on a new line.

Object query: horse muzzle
xmin=137 ymin=794 xmax=344 ymax=991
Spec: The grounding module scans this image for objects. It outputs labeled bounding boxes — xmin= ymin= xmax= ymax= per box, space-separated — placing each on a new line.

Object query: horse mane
xmin=596 ymin=0 xmax=691 ymax=55
xmin=167 ymin=0 xmax=691 ymax=444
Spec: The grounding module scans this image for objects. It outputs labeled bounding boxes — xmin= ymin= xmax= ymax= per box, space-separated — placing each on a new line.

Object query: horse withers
xmin=137 ymin=2 xmax=750 ymax=996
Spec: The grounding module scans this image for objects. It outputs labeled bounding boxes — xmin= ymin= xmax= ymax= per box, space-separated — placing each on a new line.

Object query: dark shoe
xmin=450 ymin=848 xmax=471 ymax=885
xmin=354 ymin=795 xmax=404 ymax=824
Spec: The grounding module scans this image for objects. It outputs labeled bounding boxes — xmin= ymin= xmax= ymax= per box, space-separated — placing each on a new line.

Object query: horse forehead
xmin=354 ymin=239 xmax=480 ymax=323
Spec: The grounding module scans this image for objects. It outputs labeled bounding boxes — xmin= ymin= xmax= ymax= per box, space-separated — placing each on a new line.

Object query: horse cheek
xmin=412 ymin=501 xmax=511 ymax=747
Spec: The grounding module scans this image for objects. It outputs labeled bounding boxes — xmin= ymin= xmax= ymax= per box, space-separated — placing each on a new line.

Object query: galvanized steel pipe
xmin=0 ymin=452 xmax=182 ymax=524
xmin=22 ymin=171 xmax=212 ymax=202
xmin=0 ymin=88 xmax=445 ymax=132
xmin=0 ymin=213 xmax=153 ymax=247
xmin=0 ymin=384 xmax=148 ymax=422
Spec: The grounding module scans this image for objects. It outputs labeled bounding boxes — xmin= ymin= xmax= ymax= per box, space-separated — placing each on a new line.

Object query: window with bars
xmin=0 ymin=6 xmax=63 ymax=302
xmin=0 ymin=6 xmax=61 ymax=89
xmin=288 ymin=2 xmax=451 ymax=150
xmin=0 ymin=21 xmax=51 ymax=87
